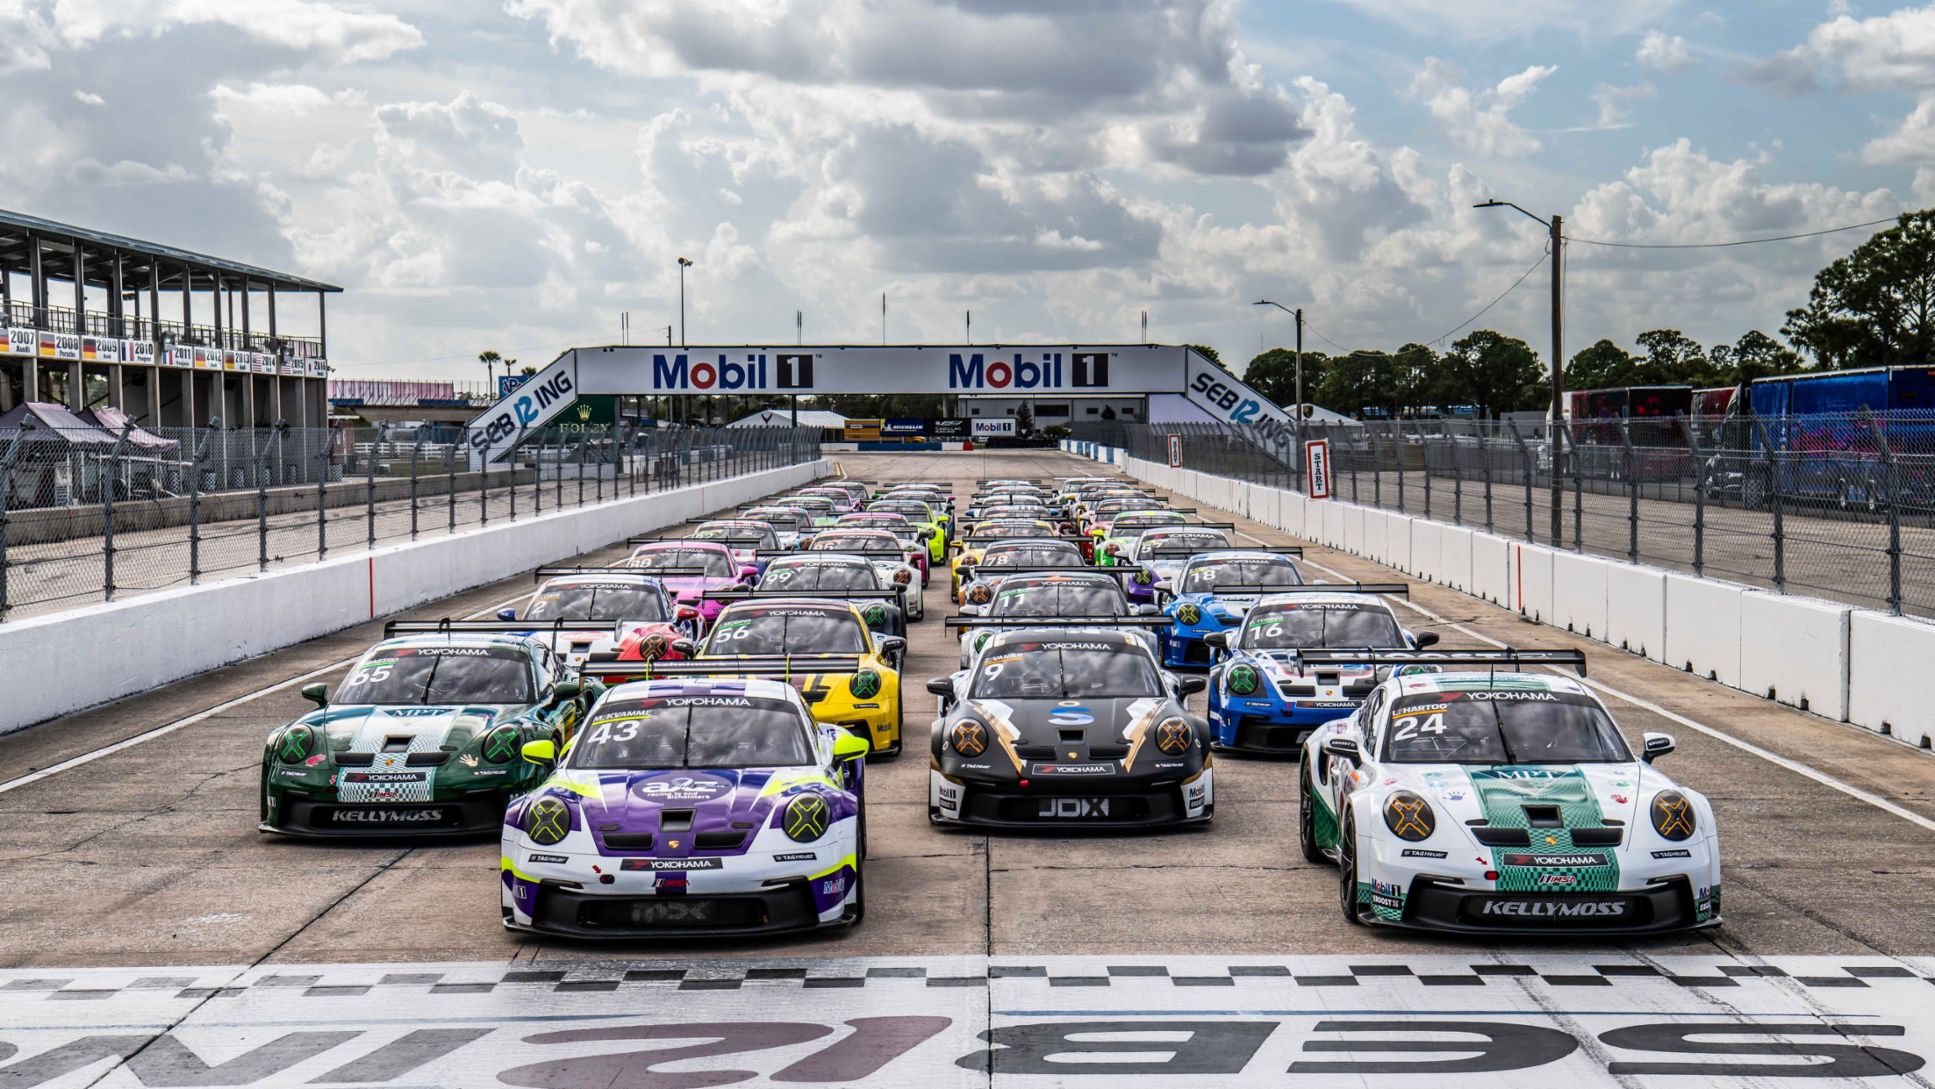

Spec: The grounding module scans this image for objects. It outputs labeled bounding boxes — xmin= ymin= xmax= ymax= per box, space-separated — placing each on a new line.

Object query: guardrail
xmin=0 ymin=423 xmax=820 ymax=620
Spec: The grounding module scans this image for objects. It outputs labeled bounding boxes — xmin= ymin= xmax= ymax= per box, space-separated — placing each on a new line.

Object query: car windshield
xmin=1240 ymin=603 xmax=1402 ymax=649
xmin=749 ymin=511 xmax=806 ymax=532
xmin=872 ymin=502 xmax=929 ymax=519
xmin=1138 ymin=533 xmax=1232 ymax=558
xmin=811 ymin=534 xmax=897 ymax=555
xmin=1182 ymin=559 xmax=1304 ymax=592
xmin=1383 ymin=690 xmax=1632 ymax=764
xmin=1111 ymin=516 xmax=1183 ymax=533
xmin=972 ymin=643 xmax=1160 ymax=699
xmin=972 ymin=523 xmax=1047 ymax=540
xmin=761 ymin=562 xmax=878 ymax=591
xmin=628 ymin=547 xmax=733 ymax=577
xmin=990 ymin=582 xmax=1125 ymax=617
xmin=979 ymin=544 xmax=1082 ymax=567
xmin=705 ymin=607 xmax=866 ymax=655
xmin=525 ymin=584 xmax=666 ymax=622
xmin=569 ymin=696 xmax=813 ymax=769
xmin=336 ymin=645 xmax=533 ymax=705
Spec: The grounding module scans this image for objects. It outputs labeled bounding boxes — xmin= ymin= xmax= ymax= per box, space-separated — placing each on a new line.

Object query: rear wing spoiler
xmin=533 ymin=566 xmax=662 ymax=583
xmin=944 ymin=616 xmax=1172 ymax=630
xmin=383 ymin=619 xmax=624 ymax=639
xmin=957 ymin=564 xmax=1146 ymax=585
xmin=583 ymin=656 xmax=867 ymax=696
xmin=1176 ymin=582 xmax=1406 ymax=597
xmin=772 ymin=547 xmax=913 ymax=559
xmin=701 ymin=588 xmax=903 ymax=602
xmin=1289 ymin=648 xmax=1587 ymax=677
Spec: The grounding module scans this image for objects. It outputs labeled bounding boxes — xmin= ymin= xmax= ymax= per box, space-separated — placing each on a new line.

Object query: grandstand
xmin=0 ymin=210 xmax=337 ymax=429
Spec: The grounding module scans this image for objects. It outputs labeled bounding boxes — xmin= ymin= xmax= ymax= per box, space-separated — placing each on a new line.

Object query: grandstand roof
xmin=727 ymin=408 xmax=849 ymax=429
xmin=0 ymin=209 xmax=340 ymax=293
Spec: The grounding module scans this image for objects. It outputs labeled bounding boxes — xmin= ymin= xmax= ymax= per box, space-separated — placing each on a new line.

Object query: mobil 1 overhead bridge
xmin=464 ymin=343 xmax=1291 ymax=462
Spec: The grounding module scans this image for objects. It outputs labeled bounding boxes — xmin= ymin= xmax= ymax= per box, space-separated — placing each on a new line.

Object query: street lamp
xmin=1252 ymin=299 xmax=1304 ymax=418
xmin=1474 ymin=198 xmax=1564 ymax=545
xmin=676 ymin=257 xmax=693 ymax=347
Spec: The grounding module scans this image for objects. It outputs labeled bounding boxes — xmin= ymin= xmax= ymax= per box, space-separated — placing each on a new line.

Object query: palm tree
xmin=479 ymin=350 xmax=502 ymax=397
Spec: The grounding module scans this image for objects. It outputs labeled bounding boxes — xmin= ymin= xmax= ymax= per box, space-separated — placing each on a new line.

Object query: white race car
xmin=1299 ymin=649 xmax=1721 ymax=934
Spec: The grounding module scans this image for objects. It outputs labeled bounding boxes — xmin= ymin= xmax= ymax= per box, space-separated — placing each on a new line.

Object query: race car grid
xmin=6 ymin=451 xmax=1935 ymax=1086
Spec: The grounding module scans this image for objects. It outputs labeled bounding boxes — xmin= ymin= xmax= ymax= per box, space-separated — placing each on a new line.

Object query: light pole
xmin=1252 ymin=300 xmax=1304 ymax=418
xmin=676 ymin=257 xmax=693 ymax=347
xmin=1474 ymin=198 xmax=1564 ymax=545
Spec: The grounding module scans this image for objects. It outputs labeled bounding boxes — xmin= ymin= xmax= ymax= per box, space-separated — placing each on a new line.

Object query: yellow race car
xmin=866 ymin=497 xmax=948 ymax=562
xmin=677 ymin=597 xmax=906 ymax=756
xmin=949 ymin=519 xmax=1063 ymax=601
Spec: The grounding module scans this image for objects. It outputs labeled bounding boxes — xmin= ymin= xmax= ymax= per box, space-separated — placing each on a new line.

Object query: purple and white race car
xmin=501 ymin=676 xmax=870 ymax=938
xmin=623 ymin=539 xmax=757 ymax=629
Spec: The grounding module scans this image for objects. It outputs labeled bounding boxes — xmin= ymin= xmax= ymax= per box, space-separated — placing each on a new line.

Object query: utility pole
xmin=1475 ymin=199 xmax=1565 ymax=545
xmin=676 ymin=257 xmax=693 ymax=347
xmin=965 ymin=309 xmax=971 ymax=344
xmin=1252 ymin=299 xmax=1305 ymax=419
xmin=796 ymin=310 xmax=802 ymax=346
xmin=1141 ymin=309 xmax=1148 ymax=342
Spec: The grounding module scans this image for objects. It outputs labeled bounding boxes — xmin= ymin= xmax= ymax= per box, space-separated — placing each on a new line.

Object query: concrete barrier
xmin=1512 ymin=542 xmax=1557 ymax=624
xmin=1469 ymin=532 xmax=1511 ymax=607
xmin=0 ymin=459 xmax=830 ymax=735
xmin=1342 ymin=503 xmax=1366 ymax=557
xmin=1848 ymin=611 xmax=1935 ymax=748
xmin=1661 ymin=573 xmax=1743 ymax=688
xmin=1385 ymin=514 xmax=1414 ymax=573
xmin=1551 ymin=550 xmax=1610 ymax=641
xmin=1250 ymin=486 xmax=1280 ymax=530
xmin=1410 ymin=519 xmax=1441 ymax=583
xmin=1738 ymin=592 xmax=1850 ymax=721
xmin=1438 ymin=525 xmax=1474 ymax=593
xmin=1605 ymin=563 xmax=1668 ymax=662
xmin=1361 ymin=508 xmax=1389 ymax=565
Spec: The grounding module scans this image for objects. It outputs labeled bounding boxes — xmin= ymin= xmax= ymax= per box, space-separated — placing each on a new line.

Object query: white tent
xmin=726 ymin=408 xmax=849 ymax=429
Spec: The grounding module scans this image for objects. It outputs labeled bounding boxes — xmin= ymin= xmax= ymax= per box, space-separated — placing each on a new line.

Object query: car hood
xmin=1252 ymin=650 xmax=1379 ymax=685
xmin=965 ymin=695 xmax=1173 ymax=766
xmin=310 ymin=703 xmax=524 ymax=752
xmin=541 ymin=767 xmax=843 ymax=858
xmin=1402 ymin=763 xmax=1647 ymax=846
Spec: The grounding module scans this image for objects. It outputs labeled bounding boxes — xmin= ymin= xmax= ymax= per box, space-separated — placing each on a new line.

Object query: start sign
xmin=1305 ymin=439 xmax=1332 ymax=500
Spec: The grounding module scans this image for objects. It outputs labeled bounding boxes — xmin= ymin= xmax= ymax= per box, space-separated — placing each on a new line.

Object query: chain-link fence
xmin=1077 ymin=411 xmax=1935 ymax=620
xmin=0 ymin=423 xmax=820 ymax=621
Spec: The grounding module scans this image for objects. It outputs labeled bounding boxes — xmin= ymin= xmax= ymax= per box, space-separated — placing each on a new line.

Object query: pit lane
xmin=5 ymin=449 xmax=1935 ymax=1087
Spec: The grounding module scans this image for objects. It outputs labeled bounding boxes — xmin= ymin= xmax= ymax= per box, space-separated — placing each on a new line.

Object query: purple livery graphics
xmin=501 ymin=677 xmax=869 ymax=938
xmin=623 ymin=540 xmax=755 ymax=629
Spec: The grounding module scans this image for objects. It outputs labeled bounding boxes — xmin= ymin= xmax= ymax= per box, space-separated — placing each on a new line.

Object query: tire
xmin=1743 ymin=468 xmax=1771 ymax=511
xmin=1298 ymin=760 xmax=1325 ymax=864
xmin=1338 ymin=812 xmax=1365 ymax=925
xmin=845 ymin=859 xmax=866 ymax=926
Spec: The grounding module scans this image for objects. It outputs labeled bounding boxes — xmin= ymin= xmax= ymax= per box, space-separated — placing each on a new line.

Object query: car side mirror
xmin=496 ymin=607 xmax=518 ymax=621
xmin=959 ymin=604 xmax=984 ymax=617
xmin=1323 ymin=736 xmax=1361 ymax=762
xmin=832 ymin=732 xmax=870 ymax=762
xmin=879 ymin=636 xmax=907 ymax=657
xmin=670 ymin=638 xmax=698 ymax=658
xmin=1178 ymin=676 xmax=1208 ymax=696
xmin=1413 ymin=630 xmax=1440 ymax=648
xmin=552 ymin=679 xmax=582 ymax=700
xmin=1152 ymin=579 xmax=1172 ymax=593
xmin=739 ymin=567 xmax=759 ymax=583
xmin=926 ymin=677 xmax=956 ymax=697
xmin=1642 ymin=732 xmax=1676 ymax=763
xmin=1203 ymin=632 xmax=1229 ymax=650
xmin=674 ymin=605 xmax=701 ymax=622
xmin=1134 ymin=603 xmax=1159 ymax=616
xmin=521 ymin=739 xmax=557 ymax=765
xmin=301 ymin=682 xmax=329 ymax=707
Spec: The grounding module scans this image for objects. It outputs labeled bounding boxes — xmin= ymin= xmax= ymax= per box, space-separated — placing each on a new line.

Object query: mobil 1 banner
xmin=571 ymin=344 xmax=1193 ymax=396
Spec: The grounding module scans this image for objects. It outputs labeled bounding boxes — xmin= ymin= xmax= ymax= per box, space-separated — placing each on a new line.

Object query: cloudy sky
xmin=2 ymin=0 xmax=1930 ymax=382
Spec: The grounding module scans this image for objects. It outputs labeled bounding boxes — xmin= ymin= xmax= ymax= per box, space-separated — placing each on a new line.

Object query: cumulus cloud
xmin=1636 ymin=29 xmax=1695 ymax=73
xmin=53 ymin=0 xmax=422 ymax=63
xmin=1748 ymin=5 xmax=1935 ymax=96
xmin=1329 ymin=0 xmax=1681 ymax=41
xmin=1410 ymin=58 xmax=1557 ymax=157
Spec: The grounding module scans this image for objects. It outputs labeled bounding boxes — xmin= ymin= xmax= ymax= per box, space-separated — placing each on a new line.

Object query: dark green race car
xmin=259 ymin=623 xmax=595 ymax=838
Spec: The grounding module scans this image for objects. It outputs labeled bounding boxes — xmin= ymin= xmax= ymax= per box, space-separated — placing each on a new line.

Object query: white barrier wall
xmin=0 ymin=460 xmax=830 ymax=735
xmin=1067 ymin=444 xmax=1921 ymax=740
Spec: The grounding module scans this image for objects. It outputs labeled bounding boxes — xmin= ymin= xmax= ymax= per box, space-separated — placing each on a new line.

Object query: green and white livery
xmin=1297 ymin=650 xmax=1721 ymax=934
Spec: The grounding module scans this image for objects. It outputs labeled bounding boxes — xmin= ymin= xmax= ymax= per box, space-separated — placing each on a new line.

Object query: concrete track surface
xmin=5 ymin=449 xmax=1935 ymax=1087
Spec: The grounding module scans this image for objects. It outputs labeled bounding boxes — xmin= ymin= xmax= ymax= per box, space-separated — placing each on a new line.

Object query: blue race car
xmin=1156 ymin=549 xmax=1305 ymax=667
xmin=1202 ymin=584 xmax=1435 ymax=754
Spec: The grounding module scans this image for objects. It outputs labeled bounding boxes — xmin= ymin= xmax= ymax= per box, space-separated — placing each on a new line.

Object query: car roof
xmin=603 ymin=676 xmax=802 ymax=702
xmin=1389 ymin=671 xmax=1590 ymax=697
xmin=716 ymin=597 xmax=862 ymax=619
xmin=1249 ymin=591 xmax=1394 ymax=609
xmin=985 ymin=627 xmax=1144 ymax=649
xmin=371 ymin=634 xmax=537 ymax=654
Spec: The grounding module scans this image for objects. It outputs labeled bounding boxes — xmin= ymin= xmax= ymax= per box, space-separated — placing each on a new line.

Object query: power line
xmin=1429 ymin=249 xmax=1549 ymax=347
xmin=1567 ymin=214 xmax=1903 ymax=250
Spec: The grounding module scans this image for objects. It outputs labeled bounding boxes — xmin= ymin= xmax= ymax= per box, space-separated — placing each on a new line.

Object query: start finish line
xmin=465 ymin=343 xmax=1295 ymax=464
xmin=3 ymin=955 xmax=1930 ymax=1087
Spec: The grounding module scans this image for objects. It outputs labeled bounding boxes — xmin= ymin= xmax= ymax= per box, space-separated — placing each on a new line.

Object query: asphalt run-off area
xmin=6 ymin=450 xmax=1935 ymax=1087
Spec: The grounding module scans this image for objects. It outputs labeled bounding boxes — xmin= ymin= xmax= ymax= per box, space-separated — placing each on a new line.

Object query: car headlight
xmin=951 ymin=719 xmax=989 ymax=757
xmin=850 ymin=669 xmax=883 ymax=699
xmin=1227 ymin=664 xmax=1259 ymax=696
xmin=1651 ymin=791 xmax=1696 ymax=841
xmin=1176 ymin=602 xmax=1202 ymax=625
xmin=526 ymin=798 xmax=570 ymax=846
xmin=1383 ymin=791 xmax=1435 ymax=841
xmin=274 ymin=724 xmax=314 ymax=764
xmin=893 ymin=568 xmax=914 ymax=585
xmin=1155 ymin=716 xmax=1192 ymax=756
xmin=783 ymin=795 xmax=830 ymax=842
xmin=968 ymin=584 xmax=993 ymax=605
xmin=862 ymin=604 xmax=889 ymax=630
xmin=482 ymin=727 xmax=521 ymax=764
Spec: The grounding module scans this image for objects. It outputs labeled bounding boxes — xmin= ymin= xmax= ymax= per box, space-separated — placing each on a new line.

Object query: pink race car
xmin=622 ymin=539 xmax=756 ymax=629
